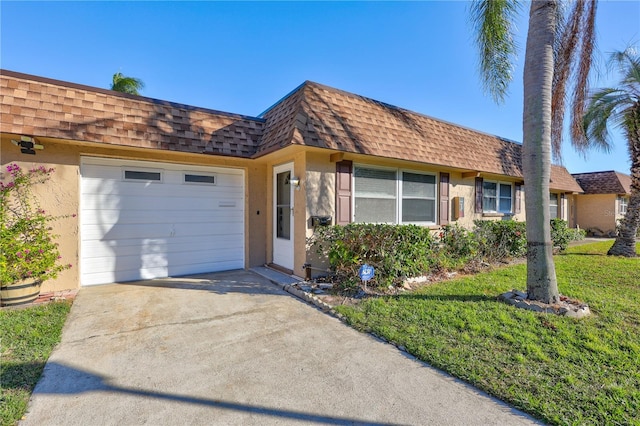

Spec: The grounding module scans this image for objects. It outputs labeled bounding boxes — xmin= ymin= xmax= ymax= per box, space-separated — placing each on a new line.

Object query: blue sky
xmin=1 ymin=1 xmax=638 ymax=174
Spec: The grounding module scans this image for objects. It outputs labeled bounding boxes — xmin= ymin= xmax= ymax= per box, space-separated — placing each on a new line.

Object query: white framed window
xmin=353 ymin=165 xmax=437 ymax=224
xmin=354 ymin=167 xmax=397 ymax=223
xmin=549 ymin=193 xmax=559 ymax=219
xmin=618 ymin=196 xmax=628 ymax=214
xmin=184 ymin=173 xmax=216 ymax=185
xmin=123 ymin=168 xmax=162 ymax=182
xmin=483 ymin=181 xmax=512 ymax=213
xmin=401 ymin=172 xmax=437 ymax=223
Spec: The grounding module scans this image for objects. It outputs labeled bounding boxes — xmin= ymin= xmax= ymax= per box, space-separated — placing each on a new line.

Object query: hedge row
xmin=309 ymin=219 xmax=585 ymax=292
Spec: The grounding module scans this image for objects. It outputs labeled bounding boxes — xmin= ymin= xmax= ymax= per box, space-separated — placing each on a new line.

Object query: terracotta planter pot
xmin=0 ymin=279 xmax=43 ymax=307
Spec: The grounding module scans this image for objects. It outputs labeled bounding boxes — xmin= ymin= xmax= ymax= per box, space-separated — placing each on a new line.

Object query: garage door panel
xmin=81 ymin=194 xmax=243 ymax=212
xmin=81 ymin=158 xmax=245 ymax=286
xmin=81 ymin=238 xmax=243 ymax=260
xmin=80 ymin=209 xmax=243 ymax=226
xmin=82 ymin=246 xmax=244 ymax=272
xmin=82 ymin=181 xmax=244 ymax=199
xmin=81 ymin=168 xmax=243 ymax=185
xmin=81 ymin=256 xmax=244 ymax=285
xmin=81 ymin=234 xmax=243 ymax=253
xmin=81 ymin=221 xmax=243 ymax=240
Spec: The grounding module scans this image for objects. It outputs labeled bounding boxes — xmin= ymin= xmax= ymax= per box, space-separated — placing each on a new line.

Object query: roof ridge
xmin=572 ymin=170 xmax=630 ymax=177
xmin=258 ymin=81 xmax=311 ymax=117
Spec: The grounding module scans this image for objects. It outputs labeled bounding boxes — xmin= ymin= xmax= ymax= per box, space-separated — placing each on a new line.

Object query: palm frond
xmin=551 ymin=0 xmax=586 ymax=159
xmin=569 ymin=0 xmax=597 ymax=155
xmin=110 ymin=72 xmax=145 ymax=95
xmin=470 ymin=0 xmax=522 ymax=104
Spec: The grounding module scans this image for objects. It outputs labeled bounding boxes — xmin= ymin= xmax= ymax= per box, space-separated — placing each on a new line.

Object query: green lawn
xmin=336 ymin=241 xmax=640 ymax=425
xmin=0 ymin=301 xmax=72 ymax=426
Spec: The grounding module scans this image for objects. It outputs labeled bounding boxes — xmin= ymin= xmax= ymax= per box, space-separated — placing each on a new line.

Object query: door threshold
xmin=266 ymin=263 xmax=294 ymax=276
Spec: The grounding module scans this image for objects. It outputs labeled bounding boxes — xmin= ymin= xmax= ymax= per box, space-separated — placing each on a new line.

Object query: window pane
xmin=124 ymin=170 xmax=161 ymax=181
xmin=276 ymin=171 xmax=291 ymax=239
xmin=354 ymin=197 xmax=396 ymax=223
xmin=402 ymin=172 xmax=436 ymax=198
xmin=483 ymin=181 xmax=497 ymax=197
xmin=483 ymin=197 xmax=497 ymax=212
xmin=499 ymin=197 xmax=512 ymax=212
xmin=276 ymin=207 xmax=290 ymax=239
xmin=355 ymin=168 xmax=396 ymax=197
xmin=185 ymin=174 xmax=215 ymax=184
xmin=499 ymin=184 xmax=512 ymax=197
xmin=402 ymin=199 xmax=435 ymax=222
xmin=276 ymin=171 xmax=291 ymax=205
xmin=549 ymin=193 xmax=558 ymax=219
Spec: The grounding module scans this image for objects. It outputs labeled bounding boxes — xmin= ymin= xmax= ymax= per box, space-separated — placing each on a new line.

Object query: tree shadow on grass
xmin=1 ymin=361 xmax=46 ymax=392
xmin=394 ymin=294 xmax=497 ymax=303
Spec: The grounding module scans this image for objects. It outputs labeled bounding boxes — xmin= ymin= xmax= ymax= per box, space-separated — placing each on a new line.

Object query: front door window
xmin=276 ymin=171 xmax=291 ymax=240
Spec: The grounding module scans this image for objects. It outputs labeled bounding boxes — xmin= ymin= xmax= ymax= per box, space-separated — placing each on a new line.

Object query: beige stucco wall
xmin=575 ymin=194 xmax=618 ymax=235
xmin=296 ymin=151 xmax=535 ymax=275
xmin=1 ymin=134 xmax=266 ymax=292
xmin=304 ymin=151 xmax=337 ymax=275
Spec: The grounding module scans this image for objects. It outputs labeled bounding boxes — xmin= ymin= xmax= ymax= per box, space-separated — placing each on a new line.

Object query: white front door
xmin=273 ymin=163 xmax=294 ymax=270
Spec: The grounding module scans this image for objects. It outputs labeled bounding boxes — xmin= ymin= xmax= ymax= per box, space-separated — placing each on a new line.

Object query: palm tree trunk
xmin=608 ymin=106 xmax=640 ymax=257
xmin=522 ymin=0 xmax=560 ymax=303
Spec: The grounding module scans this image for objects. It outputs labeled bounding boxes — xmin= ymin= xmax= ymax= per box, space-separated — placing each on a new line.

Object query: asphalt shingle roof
xmin=0 ymin=70 xmax=264 ymax=157
xmin=1 ymin=71 xmax=582 ymax=192
xmin=259 ymin=81 xmax=583 ymax=192
xmin=572 ymin=171 xmax=631 ymax=194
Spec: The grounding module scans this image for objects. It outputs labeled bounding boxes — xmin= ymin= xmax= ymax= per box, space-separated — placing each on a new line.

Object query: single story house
xmin=572 ymin=171 xmax=631 ymax=236
xmin=1 ymin=70 xmax=584 ymax=292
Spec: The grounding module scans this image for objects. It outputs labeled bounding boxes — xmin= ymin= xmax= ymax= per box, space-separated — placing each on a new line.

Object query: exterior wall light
xmin=289 ymin=177 xmax=301 ymax=190
xmin=11 ymin=136 xmax=44 ymax=155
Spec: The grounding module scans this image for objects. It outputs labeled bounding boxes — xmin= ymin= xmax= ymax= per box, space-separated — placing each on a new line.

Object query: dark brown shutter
xmin=439 ymin=172 xmax=450 ymax=225
xmin=475 ymin=177 xmax=483 ymax=213
xmin=515 ymin=183 xmax=523 ymax=214
xmin=560 ymin=193 xmax=566 ymax=219
xmin=335 ymin=160 xmax=352 ymax=225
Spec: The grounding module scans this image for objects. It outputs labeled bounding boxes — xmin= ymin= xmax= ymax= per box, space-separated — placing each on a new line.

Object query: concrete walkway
xmin=21 ymin=270 xmax=539 ymax=425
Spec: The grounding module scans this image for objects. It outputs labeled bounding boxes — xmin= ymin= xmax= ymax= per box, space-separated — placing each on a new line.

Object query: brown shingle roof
xmin=259 ymin=81 xmax=582 ymax=192
xmin=0 ymin=71 xmax=583 ymax=192
xmin=0 ymin=70 xmax=264 ymax=157
xmin=572 ymin=171 xmax=631 ymax=194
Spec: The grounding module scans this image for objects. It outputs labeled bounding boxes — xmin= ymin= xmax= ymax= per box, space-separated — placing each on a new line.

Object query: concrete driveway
xmin=22 ymin=270 xmax=538 ymax=425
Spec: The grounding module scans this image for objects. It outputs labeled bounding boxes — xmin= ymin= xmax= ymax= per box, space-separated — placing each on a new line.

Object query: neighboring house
xmin=572 ymin=171 xmax=631 ymax=236
xmin=1 ymin=70 xmax=583 ymax=292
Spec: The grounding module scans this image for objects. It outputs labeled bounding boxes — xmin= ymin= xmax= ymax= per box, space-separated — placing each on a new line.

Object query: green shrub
xmin=436 ymin=224 xmax=480 ymax=268
xmin=309 ymin=223 xmax=436 ymax=291
xmin=550 ymin=218 xmax=586 ymax=252
xmin=550 ymin=218 xmax=571 ymax=252
xmin=311 ymin=220 xmax=589 ymax=293
xmin=473 ymin=220 xmax=527 ymax=261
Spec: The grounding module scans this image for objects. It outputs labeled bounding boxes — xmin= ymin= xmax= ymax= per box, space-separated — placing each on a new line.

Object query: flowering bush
xmin=0 ymin=163 xmax=73 ymax=284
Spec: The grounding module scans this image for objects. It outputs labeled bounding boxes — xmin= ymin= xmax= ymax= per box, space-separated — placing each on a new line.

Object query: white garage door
xmin=80 ymin=157 xmax=245 ymax=286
